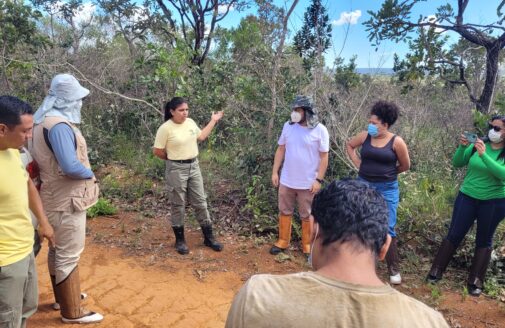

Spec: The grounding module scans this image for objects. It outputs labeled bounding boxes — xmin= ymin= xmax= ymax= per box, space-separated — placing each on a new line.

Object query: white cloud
xmin=332 ymin=10 xmax=362 ymax=26
xmin=218 ymin=4 xmax=234 ymax=15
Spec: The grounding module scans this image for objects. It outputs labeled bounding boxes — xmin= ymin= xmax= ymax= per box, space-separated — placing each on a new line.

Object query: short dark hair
xmin=164 ymin=97 xmax=187 ymax=121
xmin=311 ymin=179 xmax=389 ymax=255
xmin=0 ymin=95 xmax=33 ymax=128
xmin=370 ymin=100 xmax=399 ymax=127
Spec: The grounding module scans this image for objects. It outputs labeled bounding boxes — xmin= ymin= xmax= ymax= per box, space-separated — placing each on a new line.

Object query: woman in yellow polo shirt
xmin=153 ymin=97 xmax=223 ymax=255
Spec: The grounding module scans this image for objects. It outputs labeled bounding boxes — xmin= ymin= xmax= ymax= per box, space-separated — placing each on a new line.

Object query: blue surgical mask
xmin=367 ymin=123 xmax=379 ymax=137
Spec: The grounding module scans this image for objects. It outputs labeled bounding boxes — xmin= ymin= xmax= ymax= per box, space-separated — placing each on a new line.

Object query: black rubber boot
xmin=426 ymin=239 xmax=457 ymax=284
xmin=201 ymin=225 xmax=223 ymax=252
xmin=467 ymin=247 xmax=492 ymax=297
xmin=269 ymin=245 xmax=285 ymax=255
xmin=172 ymin=226 xmax=189 ymax=255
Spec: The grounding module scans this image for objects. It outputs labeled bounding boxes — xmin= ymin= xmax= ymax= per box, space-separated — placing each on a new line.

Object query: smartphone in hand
xmin=463 ymin=131 xmax=478 ymax=143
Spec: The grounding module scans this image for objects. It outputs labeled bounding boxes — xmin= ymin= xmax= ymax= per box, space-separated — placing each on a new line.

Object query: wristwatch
xmin=316 ymin=178 xmax=324 ymax=184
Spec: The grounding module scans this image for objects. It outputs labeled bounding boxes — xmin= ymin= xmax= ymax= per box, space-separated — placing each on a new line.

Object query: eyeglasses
xmin=488 ymin=124 xmax=503 ymax=132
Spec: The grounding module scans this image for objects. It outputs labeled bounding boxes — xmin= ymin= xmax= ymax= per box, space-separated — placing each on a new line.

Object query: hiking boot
xmin=201 ymin=225 xmax=223 ymax=252
xmin=172 ymin=226 xmax=189 ymax=255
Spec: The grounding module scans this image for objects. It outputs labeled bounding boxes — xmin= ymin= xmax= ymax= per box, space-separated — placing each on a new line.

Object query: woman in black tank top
xmin=346 ymin=100 xmax=411 ymax=285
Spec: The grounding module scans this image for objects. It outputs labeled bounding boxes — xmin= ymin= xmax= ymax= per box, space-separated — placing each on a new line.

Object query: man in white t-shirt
xmin=270 ymin=95 xmax=329 ymax=256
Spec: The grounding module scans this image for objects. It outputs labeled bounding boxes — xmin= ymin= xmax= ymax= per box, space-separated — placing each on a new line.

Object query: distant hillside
xmin=356 ymin=68 xmax=394 ymax=75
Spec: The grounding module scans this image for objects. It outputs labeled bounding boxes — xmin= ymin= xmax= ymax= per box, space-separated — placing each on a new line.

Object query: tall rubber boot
xmin=172 ymin=226 xmax=189 ymax=255
xmin=426 ymin=239 xmax=457 ymax=283
xmin=270 ymin=214 xmax=292 ymax=255
xmin=386 ymin=237 xmax=401 ymax=284
xmin=51 ymin=274 xmax=87 ymax=311
xmin=56 ymin=266 xmax=103 ymax=324
xmin=301 ymin=219 xmax=312 ymax=255
xmin=201 ymin=225 xmax=223 ymax=251
xmin=467 ymin=247 xmax=492 ymax=297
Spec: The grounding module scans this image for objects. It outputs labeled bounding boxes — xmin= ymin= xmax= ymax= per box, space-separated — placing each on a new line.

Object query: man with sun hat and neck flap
xmin=270 ymin=95 xmax=329 ymax=256
xmin=30 ymin=73 xmax=103 ymax=324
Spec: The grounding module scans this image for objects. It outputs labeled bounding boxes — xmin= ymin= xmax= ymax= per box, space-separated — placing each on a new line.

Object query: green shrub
xmin=87 ymin=198 xmax=118 ymax=218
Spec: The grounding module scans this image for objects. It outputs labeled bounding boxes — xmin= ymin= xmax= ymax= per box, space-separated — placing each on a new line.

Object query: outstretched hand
xmin=211 ymin=111 xmax=224 ymax=122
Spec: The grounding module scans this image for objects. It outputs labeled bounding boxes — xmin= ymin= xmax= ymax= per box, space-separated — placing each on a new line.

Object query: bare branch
xmin=155 ymin=0 xmax=176 ymax=31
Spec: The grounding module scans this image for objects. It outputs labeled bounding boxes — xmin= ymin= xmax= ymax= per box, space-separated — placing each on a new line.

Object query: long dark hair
xmin=471 ymin=115 xmax=505 ymax=161
xmin=164 ymin=97 xmax=187 ymax=122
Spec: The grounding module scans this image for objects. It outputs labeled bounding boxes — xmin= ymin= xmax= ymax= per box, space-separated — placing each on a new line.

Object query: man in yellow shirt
xmin=0 ymin=95 xmax=54 ymax=328
xmin=226 ymin=179 xmax=449 ymax=328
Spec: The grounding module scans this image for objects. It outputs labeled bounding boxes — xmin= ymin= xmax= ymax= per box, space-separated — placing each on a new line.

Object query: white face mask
xmin=307 ymin=223 xmax=319 ymax=268
xmin=488 ymin=128 xmax=503 ymax=143
xmin=291 ymin=111 xmax=302 ymax=123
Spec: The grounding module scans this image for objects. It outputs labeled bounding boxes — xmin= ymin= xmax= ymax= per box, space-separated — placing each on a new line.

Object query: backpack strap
xmin=42 ymin=126 xmax=77 ymax=154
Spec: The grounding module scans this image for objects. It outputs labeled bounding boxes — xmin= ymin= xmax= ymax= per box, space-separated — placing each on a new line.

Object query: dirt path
xmin=28 ymin=214 xmax=505 ymax=327
xmin=29 ymin=243 xmax=244 ymax=327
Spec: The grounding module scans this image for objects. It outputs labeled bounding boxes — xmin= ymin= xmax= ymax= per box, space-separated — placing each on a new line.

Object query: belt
xmin=169 ymin=158 xmax=196 ymax=164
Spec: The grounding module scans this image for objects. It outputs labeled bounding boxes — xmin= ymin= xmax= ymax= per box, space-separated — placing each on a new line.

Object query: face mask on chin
xmin=291 ymin=111 xmax=302 ymax=123
xmin=488 ymin=129 xmax=503 ymax=143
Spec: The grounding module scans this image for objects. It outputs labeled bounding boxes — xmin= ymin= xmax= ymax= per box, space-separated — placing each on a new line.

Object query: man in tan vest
xmin=31 ymin=74 xmax=103 ymax=324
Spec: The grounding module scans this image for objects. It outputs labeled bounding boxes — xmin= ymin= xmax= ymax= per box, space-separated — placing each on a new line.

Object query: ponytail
xmin=164 ymin=97 xmax=187 ymax=122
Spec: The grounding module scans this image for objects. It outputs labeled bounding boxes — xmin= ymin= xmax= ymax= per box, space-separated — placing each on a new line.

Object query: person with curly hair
xmin=226 ymin=179 xmax=448 ymax=328
xmin=346 ymin=100 xmax=410 ymax=284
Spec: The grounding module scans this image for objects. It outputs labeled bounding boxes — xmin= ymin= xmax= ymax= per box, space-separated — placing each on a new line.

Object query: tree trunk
xmin=476 ymin=43 xmax=501 ymax=113
xmin=1 ymin=41 xmax=11 ymax=91
xmin=266 ymin=0 xmax=299 ymax=141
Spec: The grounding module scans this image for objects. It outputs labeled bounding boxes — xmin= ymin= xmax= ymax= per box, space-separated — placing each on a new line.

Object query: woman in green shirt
xmin=427 ymin=115 xmax=505 ymax=296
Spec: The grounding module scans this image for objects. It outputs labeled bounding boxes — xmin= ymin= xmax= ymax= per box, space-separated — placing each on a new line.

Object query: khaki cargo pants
xmin=165 ymin=160 xmax=212 ymax=227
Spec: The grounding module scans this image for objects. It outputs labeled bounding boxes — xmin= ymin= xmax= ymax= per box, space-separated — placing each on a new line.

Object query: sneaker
xmin=52 ymin=292 xmax=87 ymax=310
xmin=390 ymin=273 xmax=402 ymax=285
xmin=61 ymin=311 xmax=103 ymax=324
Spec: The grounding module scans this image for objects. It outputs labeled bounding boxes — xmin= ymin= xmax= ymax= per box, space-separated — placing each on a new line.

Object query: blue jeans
xmin=446 ymin=192 xmax=505 ymax=248
xmin=358 ymin=177 xmax=399 ymax=237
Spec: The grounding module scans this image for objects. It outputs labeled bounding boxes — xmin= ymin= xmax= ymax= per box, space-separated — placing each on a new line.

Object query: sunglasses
xmin=488 ymin=124 xmax=503 ymax=132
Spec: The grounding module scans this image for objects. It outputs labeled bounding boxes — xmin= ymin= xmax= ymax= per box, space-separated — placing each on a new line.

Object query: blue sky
xmin=217 ymin=0 xmax=502 ymax=68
